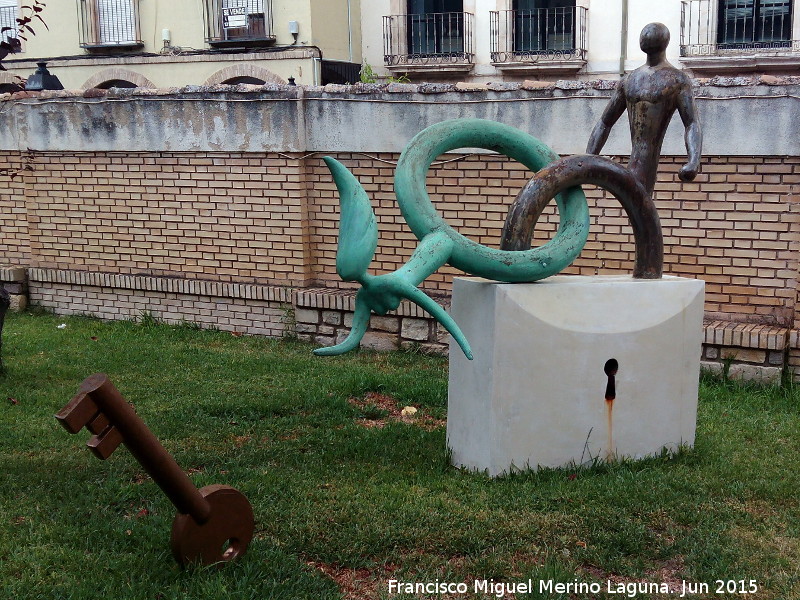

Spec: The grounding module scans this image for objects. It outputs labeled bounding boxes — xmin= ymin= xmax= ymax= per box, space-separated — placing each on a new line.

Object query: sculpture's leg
xmin=501 ymin=154 xmax=663 ymax=279
xmin=313 ymin=296 xmax=372 ymax=356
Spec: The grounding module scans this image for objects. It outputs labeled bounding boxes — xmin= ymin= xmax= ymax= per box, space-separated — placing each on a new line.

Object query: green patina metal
xmin=313 ymin=119 xmax=590 ymax=360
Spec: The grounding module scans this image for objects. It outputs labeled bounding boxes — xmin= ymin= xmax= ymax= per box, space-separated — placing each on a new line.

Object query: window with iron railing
xmin=0 ymin=0 xmax=17 ymax=44
xmin=384 ymin=0 xmax=474 ymax=66
xmin=203 ymin=0 xmax=275 ymax=46
xmin=490 ymin=2 xmax=587 ymax=64
xmin=78 ymin=0 xmax=142 ymax=48
xmin=681 ymin=0 xmax=798 ymax=55
xmin=718 ymin=0 xmax=792 ymax=47
xmin=513 ymin=0 xmax=575 ymax=52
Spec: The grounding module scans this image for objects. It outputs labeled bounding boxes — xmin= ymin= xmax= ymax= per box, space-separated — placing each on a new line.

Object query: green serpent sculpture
xmin=313 ymin=119 xmax=591 ymax=360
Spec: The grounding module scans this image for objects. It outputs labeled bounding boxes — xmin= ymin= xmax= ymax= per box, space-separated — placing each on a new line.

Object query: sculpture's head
xmin=639 ymin=22 xmax=670 ymax=55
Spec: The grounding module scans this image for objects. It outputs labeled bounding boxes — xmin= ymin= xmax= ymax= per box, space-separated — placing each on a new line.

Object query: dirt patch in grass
xmin=582 ymin=557 xmax=687 ymax=598
xmin=348 ymin=392 xmax=445 ymax=430
xmin=307 ymin=560 xmax=397 ymax=600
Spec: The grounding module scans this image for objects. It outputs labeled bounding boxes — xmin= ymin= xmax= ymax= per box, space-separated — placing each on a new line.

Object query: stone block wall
xmin=0 ymin=266 xmax=28 ymax=312
xmin=292 ymin=288 xmax=448 ymax=353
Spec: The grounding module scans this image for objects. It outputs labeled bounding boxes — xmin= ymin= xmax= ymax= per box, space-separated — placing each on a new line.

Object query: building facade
xmin=0 ymin=0 xmax=364 ymax=91
xmin=363 ymin=0 xmax=800 ymax=82
xmin=1 ymin=1 xmax=799 ymax=90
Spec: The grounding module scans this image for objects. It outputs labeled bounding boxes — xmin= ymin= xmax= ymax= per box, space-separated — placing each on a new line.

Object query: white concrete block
xmin=447 ymin=275 xmax=705 ymax=476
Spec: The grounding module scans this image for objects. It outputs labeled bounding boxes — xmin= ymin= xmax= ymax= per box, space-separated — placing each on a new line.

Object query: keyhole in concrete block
xmin=604 ymin=358 xmax=618 ymax=401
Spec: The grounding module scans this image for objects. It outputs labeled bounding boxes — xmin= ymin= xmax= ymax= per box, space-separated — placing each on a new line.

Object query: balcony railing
xmin=490 ymin=7 xmax=587 ymax=63
xmin=78 ymin=0 xmax=143 ymax=49
xmin=383 ymin=12 xmax=474 ymax=67
xmin=204 ymin=0 xmax=275 ymax=47
xmin=681 ymin=0 xmax=799 ymax=57
xmin=0 ymin=4 xmax=16 ymax=44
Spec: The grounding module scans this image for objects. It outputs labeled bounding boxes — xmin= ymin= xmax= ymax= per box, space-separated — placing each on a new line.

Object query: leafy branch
xmin=1 ymin=1 xmax=47 ymax=70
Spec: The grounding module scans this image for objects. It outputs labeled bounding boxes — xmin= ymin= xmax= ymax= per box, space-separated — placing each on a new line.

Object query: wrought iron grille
xmin=0 ymin=2 xmax=17 ymax=44
xmin=681 ymin=0 xmax=799 ymax=56
xmin=383 ymin=12 xmax=474 ymax=66
xmin=78 ymin=0 xmax=142 ymax=48
xmin=490 ymin=6 xmax=587 ymax=63
xmin=204 ymin=0 xmax=275 ymax=46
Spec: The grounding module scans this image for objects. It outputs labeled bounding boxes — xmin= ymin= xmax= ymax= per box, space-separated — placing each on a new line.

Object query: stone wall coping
xmin=0 ymin=266 xmax=27 ymax=282
xmin=2 ymin=76 xmax=799 ymax=103
xmin=704 ymin=319 xmax=789 ymax=351
xmin=789 ymin=329 xmax=800 ymax=349
xmin=28 ymin=268 xmax=293 ymax=304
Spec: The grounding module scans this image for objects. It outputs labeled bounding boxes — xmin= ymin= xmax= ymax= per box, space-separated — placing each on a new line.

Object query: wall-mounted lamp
xmin=288 ymin=20 xmax=299 ymax=44
xmin=25 ymin=62 xmax=63 ymax=91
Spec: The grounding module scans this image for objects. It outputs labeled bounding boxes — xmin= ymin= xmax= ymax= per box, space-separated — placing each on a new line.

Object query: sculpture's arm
xmin=586 ymin=85 xmax=626 ymax=155
xmin=677 ymin=84 xmax=702 ymax=182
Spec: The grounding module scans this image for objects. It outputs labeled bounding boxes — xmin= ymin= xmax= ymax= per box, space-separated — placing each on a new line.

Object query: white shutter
xmin=97 ymin=0 xmax=136 ymax=44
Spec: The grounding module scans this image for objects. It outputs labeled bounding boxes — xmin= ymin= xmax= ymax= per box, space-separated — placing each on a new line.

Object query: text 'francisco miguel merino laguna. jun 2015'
xmin=387 ymin=577 xmax=760 ymax=597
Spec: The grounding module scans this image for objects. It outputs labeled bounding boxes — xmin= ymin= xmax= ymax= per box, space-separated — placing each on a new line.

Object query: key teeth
xmin=87 ymin=425 xmax=123 ymax=460
xmin=55 ymin=391 xmax=100 ymax=434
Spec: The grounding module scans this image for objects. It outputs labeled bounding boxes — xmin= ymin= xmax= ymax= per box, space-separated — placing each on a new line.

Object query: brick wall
xmin=3 ymin=148 xmax=800 ymax=381
xmin=21 ymin=151 xmax=313 ymax=286
xmin=308 ymin=152 xmax=800 ymax=328
xmin=0 ymin=152 xmax=30 ymax=264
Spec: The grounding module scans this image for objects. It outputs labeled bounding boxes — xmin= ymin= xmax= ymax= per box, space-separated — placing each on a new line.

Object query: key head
xmin=55 ymin=374 xmax=123 ymax=459
xmin=170 ymin=484 xmax=254 ymax=567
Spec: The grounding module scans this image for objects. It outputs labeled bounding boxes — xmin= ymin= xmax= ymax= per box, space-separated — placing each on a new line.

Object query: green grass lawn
xmin=1 ymin=311 xmax=799 ymax=599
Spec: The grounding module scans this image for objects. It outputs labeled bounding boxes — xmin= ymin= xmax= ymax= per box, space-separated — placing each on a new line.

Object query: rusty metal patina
xmin=56 ymin=374 xmax=254 ymax=567
xmin=501 ymin=154 xmax=662 ymax=279
xmin=501 ymin=22 xmax=702 ymax=278
xmin=588 ymin=22 xmax=702 ymax=196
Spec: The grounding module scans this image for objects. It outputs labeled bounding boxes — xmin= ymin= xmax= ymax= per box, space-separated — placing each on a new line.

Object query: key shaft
xmin=74 ymin=373 xmax=212 ymax=524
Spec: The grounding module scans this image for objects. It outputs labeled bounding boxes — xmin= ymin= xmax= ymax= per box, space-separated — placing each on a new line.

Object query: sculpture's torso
xmin=621 ymin=63 xmax=690 ymax=195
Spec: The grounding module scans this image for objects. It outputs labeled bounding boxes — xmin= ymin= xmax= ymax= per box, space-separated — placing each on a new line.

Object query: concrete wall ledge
xmin=0 ymin=266 xmax=27 ymax=283
xmin=703 ymin=320 xmax=788 ymax=351
xmin=1 ymin=82 xmax=798 ymax=155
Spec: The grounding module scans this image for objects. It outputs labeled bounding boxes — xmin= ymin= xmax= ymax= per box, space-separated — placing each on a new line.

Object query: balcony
xmin=490 ymin=6 xmax=587 ymax=75
xmin=78 ymin=0 xmax=143 ymax=50
xmin=681 ymin=0 xmax=800 ymax=73
xmin=204 ymin=0 xmax=275 ymax=48
xmin=383 ymin=12 xmax=474 ymax=75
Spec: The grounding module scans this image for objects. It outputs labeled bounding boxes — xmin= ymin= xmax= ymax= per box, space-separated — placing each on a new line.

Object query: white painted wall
xmin=624 ymin=0 xmax=683 ymax=71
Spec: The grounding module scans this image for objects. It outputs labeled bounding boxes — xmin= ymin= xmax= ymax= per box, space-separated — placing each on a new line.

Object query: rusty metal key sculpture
xmin=55 ymin=373 xmax=254 ymax=567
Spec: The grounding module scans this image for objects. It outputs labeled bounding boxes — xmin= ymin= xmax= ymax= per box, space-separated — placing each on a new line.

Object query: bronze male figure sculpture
xmin=587 ymin=22 xmax=702 ymax=195
xmin=500 ymin=22 xmax=702 ymax=279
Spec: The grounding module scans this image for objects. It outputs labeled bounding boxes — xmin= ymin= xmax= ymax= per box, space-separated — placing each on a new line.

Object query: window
xmin=203 ymin=0 xmax=274 ymax=46
xmin=513 ymin=0 xmax=576 ymax=53
xmin=220 ymin=0 xmax=266 ymax=41
xmin=0 ymin=0 xmax=17 ymax=44
xmin=717 ymin=0 xmax=793 ymax=47
xmin=79 ymin=0 xmax=142 ymax=48
xmin=406 ymin=0 xmax=465 ymax=55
